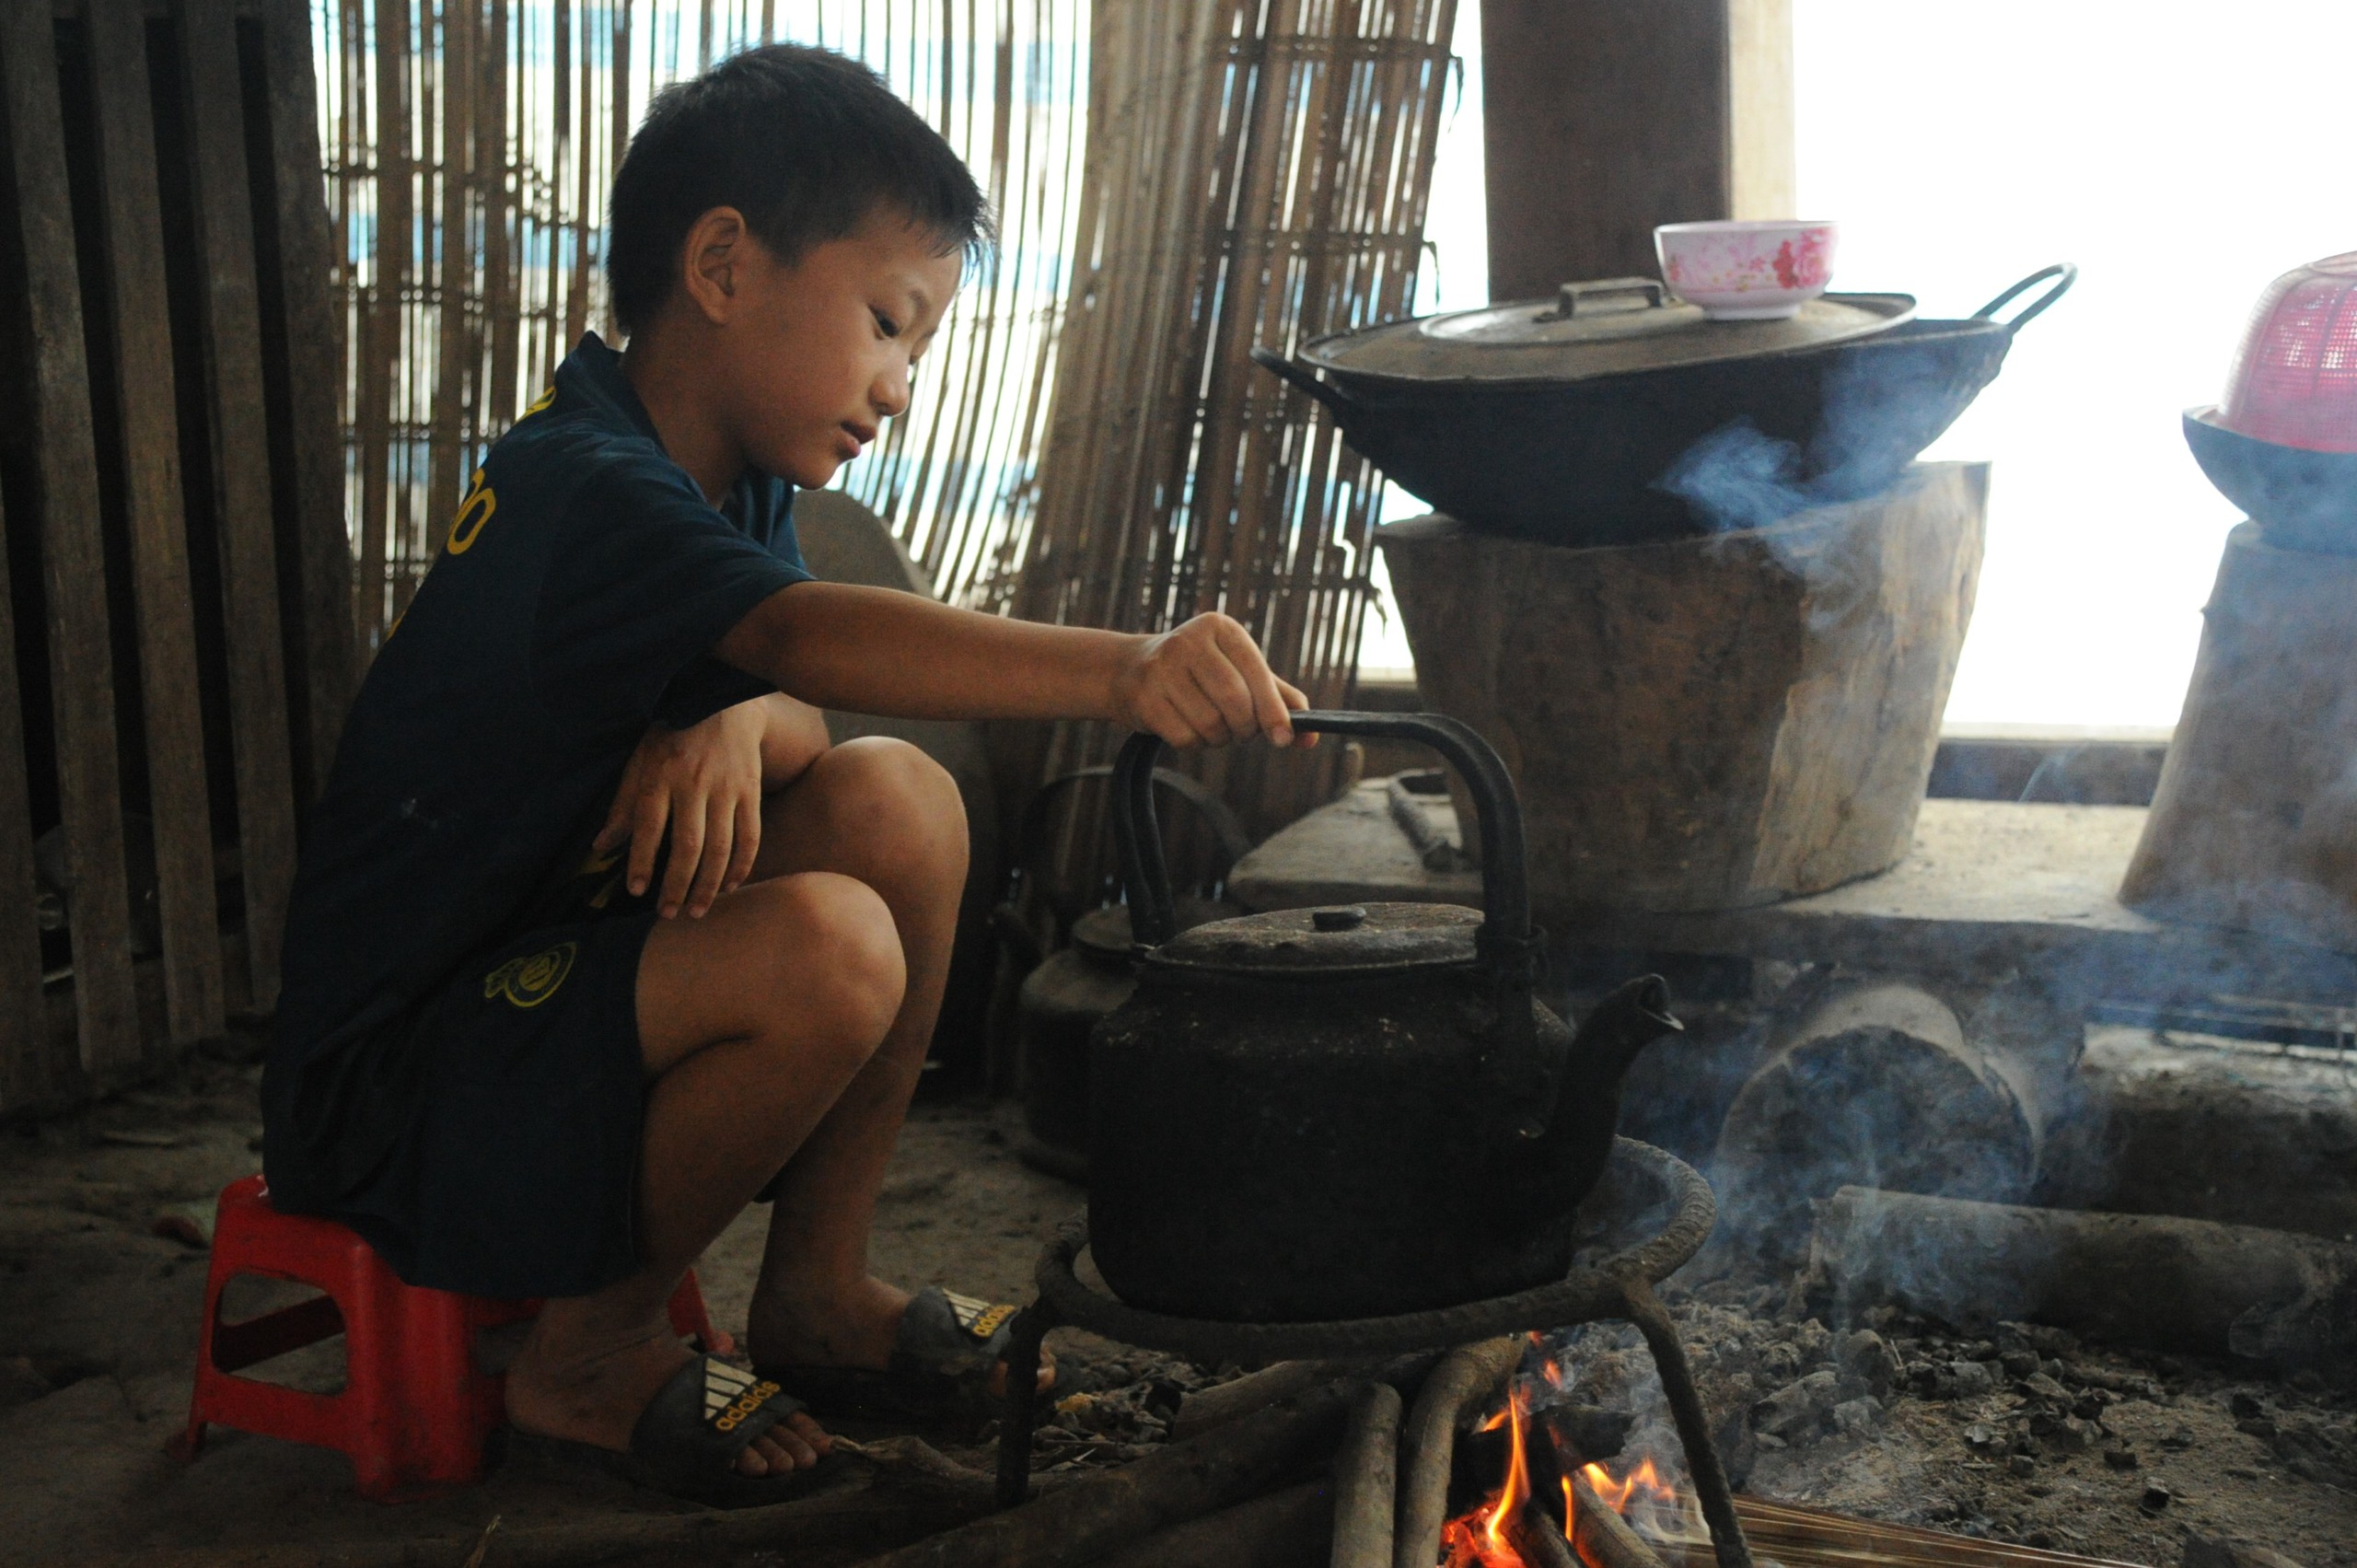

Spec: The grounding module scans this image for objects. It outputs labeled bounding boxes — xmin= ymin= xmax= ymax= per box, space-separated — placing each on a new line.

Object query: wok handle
xmin=1972 ymin=262 xmax=2078 ymax=331
xmin=1249 ymin=345 xmax=1355 ymax=419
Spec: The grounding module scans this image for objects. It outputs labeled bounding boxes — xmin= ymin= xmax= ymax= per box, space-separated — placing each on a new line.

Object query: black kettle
xmin=1086 ymin=712 xmax=1683 ymax=1323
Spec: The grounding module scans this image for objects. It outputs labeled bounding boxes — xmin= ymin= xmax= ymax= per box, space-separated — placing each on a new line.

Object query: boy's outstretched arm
xmin=714 ymin=582 xmax=1313 ymax=749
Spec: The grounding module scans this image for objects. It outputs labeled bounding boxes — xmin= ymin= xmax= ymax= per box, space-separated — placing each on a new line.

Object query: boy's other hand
xmin=1111 ymin=612 xmax=1314 ymax=750
xmin=597 ymin=702 xmax=769 ymax=918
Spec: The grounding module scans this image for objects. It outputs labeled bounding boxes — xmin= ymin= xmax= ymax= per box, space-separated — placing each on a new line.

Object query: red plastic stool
xmin=177 ymin=1174 xmax=734 ymax=1500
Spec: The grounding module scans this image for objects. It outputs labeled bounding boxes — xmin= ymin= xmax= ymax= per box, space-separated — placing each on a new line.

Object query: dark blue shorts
xmin=330 ymin=847 xmax=663 ymax=1299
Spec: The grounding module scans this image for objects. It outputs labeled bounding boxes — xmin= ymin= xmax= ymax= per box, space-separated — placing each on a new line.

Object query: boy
xmin=261 ymin=44 xmax=1307 ymax=1504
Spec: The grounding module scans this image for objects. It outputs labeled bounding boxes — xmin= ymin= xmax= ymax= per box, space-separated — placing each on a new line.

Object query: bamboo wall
xmin=1014 ymin=0 xmax=1458 ymax=847
xmin=321 ymin=0 xmax=1092 ymax=653
xmin=0 ymin=0 xmax=351 ymax=1113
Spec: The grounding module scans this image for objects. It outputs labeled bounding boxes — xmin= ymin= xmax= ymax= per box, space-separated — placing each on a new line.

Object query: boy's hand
xmin=1109 ymin=612 xmax=1315 ymax=749
xmin=597 ymin=702 xmax=769 ymax=919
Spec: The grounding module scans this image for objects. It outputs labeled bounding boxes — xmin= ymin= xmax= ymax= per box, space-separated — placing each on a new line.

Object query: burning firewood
xmin=1397 ymin=1339 xmax=1527 ymax=1568
xmin=1564 ymin=1469 xmax=1674 ymax=1568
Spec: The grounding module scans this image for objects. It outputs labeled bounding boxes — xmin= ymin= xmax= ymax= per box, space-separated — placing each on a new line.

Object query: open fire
xmin=1440 ymin=1373 xmax=1704 ymax=1568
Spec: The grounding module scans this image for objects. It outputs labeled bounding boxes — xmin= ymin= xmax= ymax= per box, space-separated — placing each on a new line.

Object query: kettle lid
xmin=1141 ymin=901 xmax=1480 ymax=978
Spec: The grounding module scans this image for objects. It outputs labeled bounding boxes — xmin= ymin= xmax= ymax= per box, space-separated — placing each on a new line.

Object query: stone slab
xmin=1230 ymin=784 xmax=2357 ymax=1003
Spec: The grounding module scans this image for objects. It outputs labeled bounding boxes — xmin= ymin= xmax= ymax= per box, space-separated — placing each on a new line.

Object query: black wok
xmin=1252 ymin=264 xmax=2076 ymax=547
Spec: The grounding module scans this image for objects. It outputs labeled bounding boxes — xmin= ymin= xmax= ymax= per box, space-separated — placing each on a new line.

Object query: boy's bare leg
xmin=504 ymin=867 xmax=906 ymax=1477
xmin=730 ymin=738 xmax=981 ymax=1376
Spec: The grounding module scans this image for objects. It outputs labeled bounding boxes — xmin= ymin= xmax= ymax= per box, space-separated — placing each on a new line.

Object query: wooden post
xmin=0 ymin=2 xmax=142 ymax=1081
xmin=2121 ymin=523 xmax=2357 ymax=952
xmin=0 ymin=488 xmax=50 ymax=1111
xmin=176 ymin=0 xmax=304 ymax=1012
xmin=1480 ymin=0 xmax=1795 ymax=299
xmin=86 ymin=0 xmax=228 ymax=1050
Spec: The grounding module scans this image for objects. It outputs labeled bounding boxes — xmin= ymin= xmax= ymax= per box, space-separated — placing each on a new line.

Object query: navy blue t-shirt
xmin=262 ymin=333 xmax=812 ymax=1202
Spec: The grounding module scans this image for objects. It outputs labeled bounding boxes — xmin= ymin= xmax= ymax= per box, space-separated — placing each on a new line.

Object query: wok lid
xmin=1141 ymin=901 xmax=1481 ymax=980
xmin=1304 ymin=278 xmax=1915 ymax=387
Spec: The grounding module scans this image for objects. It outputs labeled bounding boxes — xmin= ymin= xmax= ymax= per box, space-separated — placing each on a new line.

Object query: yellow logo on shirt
xmin=484 ymin=942 xmax=577 ymax=1008
xmin=445 ymin=468 xmax=497 ymax=555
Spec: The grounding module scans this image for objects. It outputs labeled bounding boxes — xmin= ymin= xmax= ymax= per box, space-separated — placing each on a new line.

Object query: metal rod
xmin=1618 ymin=1280 xmax=1754 ymax=1568
xmin=994 ymin=1303 xmax=1057 ymax=1508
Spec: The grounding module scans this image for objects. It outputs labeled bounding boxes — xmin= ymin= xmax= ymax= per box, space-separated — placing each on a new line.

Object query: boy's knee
xmin=830 ymin=738 xmax=968 ymax=876
xmin=761 ymin=872 xmax=905 ymax=1048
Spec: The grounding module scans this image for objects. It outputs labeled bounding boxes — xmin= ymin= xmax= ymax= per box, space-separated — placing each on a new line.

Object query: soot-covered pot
xmin=1086 ymin=712 xmax=1683 ymax=1323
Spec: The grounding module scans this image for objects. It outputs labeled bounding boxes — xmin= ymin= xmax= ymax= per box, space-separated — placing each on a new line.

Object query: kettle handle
xmin=1112 ymin=711 xmax=1535 ymax=974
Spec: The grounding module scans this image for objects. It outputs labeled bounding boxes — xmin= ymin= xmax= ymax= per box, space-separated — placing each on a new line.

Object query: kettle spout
xmin=1571 ymin=974 xmax=1682 ymax=1088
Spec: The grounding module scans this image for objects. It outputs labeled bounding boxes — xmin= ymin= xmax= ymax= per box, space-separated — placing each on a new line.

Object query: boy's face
xmin=702 ymin=207 xmax=964 ymax=489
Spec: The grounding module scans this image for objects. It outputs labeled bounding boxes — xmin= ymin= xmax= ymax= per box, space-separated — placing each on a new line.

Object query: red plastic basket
xmin=2221 ymin=251 xmax=2357 ymax=453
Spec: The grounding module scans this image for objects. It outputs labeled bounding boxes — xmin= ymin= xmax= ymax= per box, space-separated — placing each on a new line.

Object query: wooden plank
xmin=85 ymin=0 xmax=226 ymax=1046
xmin=0 ymin=487 xmax=54 ymax=1110
xmin=1479 ymin=0 xmax=1793 ymax=296
xmin=0 ymin=1 xmax=144 ymax=1078
xmin=174 ymin=0 xmax=300 ymax=1011
xmin=256 ymin=0 xmax=358 ymax=799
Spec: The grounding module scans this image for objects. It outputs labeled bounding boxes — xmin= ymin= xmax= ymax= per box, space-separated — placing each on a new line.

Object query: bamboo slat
xmin=86 ymin=0 xmax=227 ymax=1047
xmin=177 ymin=0 xmax=302 ymax=1011
xmin=1013 ymin=0 xmax=1456 ymax=875
xmin=0 ymin=1 xmax=143 ymax=1081
xmin=0 ymin=489 xmax=52 ymax=1111
xmin=325 ymin=2 xmax=1094 ymax=656
xmin=1636 ymin=1497 xmax=2147 ymax=1568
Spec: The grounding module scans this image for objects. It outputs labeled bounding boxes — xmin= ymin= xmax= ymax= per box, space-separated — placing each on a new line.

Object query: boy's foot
xmin=748 ymin=1276 xmax=1053 ymax=1414
xmin=506 ymin=1320 xmax=831 ymax=1477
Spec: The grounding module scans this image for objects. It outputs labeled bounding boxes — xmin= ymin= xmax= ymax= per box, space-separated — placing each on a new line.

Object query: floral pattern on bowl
xmin=1655 ymin=221 xmax=1840 ymax=320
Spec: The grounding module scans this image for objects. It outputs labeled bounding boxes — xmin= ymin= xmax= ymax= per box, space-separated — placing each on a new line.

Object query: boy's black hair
xmin=606 ymin=43 xmax=993 ymax=336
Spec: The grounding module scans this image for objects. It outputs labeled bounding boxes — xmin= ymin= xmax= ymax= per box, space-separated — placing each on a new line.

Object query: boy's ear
xmin=680 ymin=206 xmax=752 ymax=325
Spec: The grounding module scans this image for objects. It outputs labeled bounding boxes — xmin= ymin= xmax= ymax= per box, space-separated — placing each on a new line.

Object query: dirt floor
xmin=3 ymin=1049 xmax=2352 ymax=1566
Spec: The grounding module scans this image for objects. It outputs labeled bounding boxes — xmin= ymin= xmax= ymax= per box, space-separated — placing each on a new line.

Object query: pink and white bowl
xmin=1654 ymin=220 xmax=1840 ymax=320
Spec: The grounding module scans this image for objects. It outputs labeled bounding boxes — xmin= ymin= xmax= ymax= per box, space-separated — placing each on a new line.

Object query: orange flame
xmin=1440 ymin=1392 xmax=1536 ymax=1568
xmin=1437 ymin=1361 xmax=1700 ymax=1568
xmin=1578 ymin=1458 xmax=1679 ymax=1516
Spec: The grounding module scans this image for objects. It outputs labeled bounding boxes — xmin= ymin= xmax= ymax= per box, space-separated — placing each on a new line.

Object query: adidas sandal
xmin=758 ymin=1285 xmax=1037 ymax=1422
xmin=511 ymin=1353 xmax=838 ymax=1509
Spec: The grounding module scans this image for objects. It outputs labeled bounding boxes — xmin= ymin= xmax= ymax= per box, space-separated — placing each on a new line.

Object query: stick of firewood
xmin=1393 ymin=1337 xmax=1526 ymax=1568
xmin=1512 ymin=1497 xmax=1586 ymax=1568
xmin=1566 ymin=1469 xmax=1673 ymax=1568
xmin=1089 ymin=1480 xmax=1336 ymax=1568
xmin=58 ymin=1465 xmax=985 ymax=1568
xmin=852 ymin=1372 xmax=1370 ymax=1568
xmin=1330 ymin=1381 xmax=1402 ymax=1568
xmin=1170 ymin=1360 xmax=1355 ymax=1440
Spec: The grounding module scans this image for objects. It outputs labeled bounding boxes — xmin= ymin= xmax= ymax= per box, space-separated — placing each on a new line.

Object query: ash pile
xmin=1527 ymin=1279 xmax=2357 ymax=1568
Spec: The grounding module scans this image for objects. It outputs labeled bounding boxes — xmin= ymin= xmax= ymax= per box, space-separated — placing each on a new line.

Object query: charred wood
xmin=864 ymin=1374 xmax=1366 ymax=1568
xmin=1714 ymin=980 xmax=2043 ymax=1260
xmin=1170 ymin=1360 xmax=1355 ymax=1441
xmin=1810 ymin=1186 xmax=2357 ymax=1368
xmin=1087 ymin=1480 xmax=1335 ymax=1568
xmin=1331 ymin=1382 xmax=1402 ymax=1568
xmin=1565 ymin=1470 xmax=1674 ymax=1568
